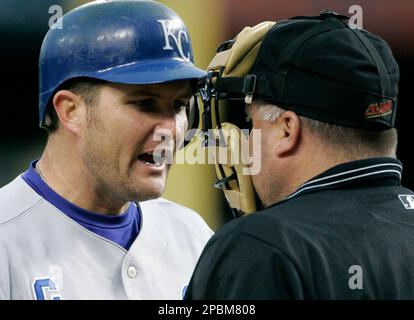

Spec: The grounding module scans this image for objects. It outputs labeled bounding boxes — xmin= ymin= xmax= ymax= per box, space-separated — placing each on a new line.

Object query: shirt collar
xmin=285 ymin=157 xmax=402 ymax=201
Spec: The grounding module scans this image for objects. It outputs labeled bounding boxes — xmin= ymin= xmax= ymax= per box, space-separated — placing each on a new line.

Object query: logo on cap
xmin=364 ymin=100 xmax=392 ymax=118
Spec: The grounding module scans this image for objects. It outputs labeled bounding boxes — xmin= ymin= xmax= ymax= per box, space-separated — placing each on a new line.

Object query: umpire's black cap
xmin=250 ymin=10 xmax=399 ymax=131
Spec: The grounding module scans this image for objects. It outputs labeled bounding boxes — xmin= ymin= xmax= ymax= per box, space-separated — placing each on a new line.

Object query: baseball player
xmin=186 ymin=11 xmax=414 ymax=299
xmin=0 ymin=0 xmax=213 ymax=300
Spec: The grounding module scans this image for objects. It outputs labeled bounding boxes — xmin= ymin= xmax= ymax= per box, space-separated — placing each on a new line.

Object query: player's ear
xmin=274 ymin=111 xmax=301 ymax=157
xmin=52 ymin=90 xmax=85 ymax=135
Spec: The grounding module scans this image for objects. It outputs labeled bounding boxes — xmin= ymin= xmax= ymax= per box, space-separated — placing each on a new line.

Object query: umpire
xmin=185 ymin=11 xmax=414 ymax=299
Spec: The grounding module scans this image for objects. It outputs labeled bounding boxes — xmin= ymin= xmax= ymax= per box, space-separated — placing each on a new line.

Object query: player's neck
xmin=37 ymin=146 xmax=129 ymax=216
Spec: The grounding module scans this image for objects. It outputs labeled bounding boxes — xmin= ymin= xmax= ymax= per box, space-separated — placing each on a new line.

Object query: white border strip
xmin=297 ymin=163 xmax=402 ymax=189
xmin=287 ymin=169 xmax=402 ymax=200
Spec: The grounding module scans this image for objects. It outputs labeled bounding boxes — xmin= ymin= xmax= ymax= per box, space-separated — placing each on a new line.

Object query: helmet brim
xmin=90 ymin=58 xmax=207 ymax=84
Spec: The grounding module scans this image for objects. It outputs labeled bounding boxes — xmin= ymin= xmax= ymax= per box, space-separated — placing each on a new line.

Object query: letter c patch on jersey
xmin=32 ymin=278 xmax=62 ymax=300
xmin=181 ymin=284 xmax=188 ymax=299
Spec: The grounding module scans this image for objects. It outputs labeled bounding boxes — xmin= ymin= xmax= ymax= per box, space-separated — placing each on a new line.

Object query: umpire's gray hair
xmin=248 ymin=99 xmax=398 ymax=158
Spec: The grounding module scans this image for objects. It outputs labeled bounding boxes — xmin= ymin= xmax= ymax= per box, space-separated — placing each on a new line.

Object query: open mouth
xmin=137 ymin=152 xmax=166 ymax=167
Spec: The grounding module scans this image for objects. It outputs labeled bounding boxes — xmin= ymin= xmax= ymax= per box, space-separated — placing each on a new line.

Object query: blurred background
xmin=0 ymin=0 xmax=413 ymax=230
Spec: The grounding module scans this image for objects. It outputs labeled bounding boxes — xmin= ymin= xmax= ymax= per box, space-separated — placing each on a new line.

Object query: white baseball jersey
xmin=0 ymin=175 xmax=213 ymax=300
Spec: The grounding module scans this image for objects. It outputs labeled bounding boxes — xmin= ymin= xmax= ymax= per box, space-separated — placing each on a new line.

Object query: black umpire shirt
xmin=185 ymin=157 xmax=414 ymax=299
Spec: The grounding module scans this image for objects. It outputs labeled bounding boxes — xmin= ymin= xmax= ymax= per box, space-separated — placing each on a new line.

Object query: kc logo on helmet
xmin=158 ymin=20 xmax=191 ymax=62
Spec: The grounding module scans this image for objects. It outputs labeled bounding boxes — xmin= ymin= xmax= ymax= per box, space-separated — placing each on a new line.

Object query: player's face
xmin=80 ymin=81 xmax=191 ymax=202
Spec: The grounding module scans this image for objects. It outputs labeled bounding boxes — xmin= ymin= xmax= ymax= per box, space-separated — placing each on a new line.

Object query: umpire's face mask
xmin=194 ymin=21 xmax=276 ymax=218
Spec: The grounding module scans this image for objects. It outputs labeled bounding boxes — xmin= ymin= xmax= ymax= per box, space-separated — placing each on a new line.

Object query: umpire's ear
xmin=52 ymin=90 xmax=86 ymax=136
xmin=274 ymin=111 xmax=301 ymax=157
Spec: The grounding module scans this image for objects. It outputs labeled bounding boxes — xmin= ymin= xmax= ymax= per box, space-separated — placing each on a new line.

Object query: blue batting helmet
xmin=39 ymin=0 xmax=206 ymax=128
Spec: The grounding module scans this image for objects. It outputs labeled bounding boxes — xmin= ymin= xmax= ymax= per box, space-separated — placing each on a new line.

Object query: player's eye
xmin=131 ymin=99 xmax=156 ymax=111
xmin=174 ymin=100 xmax=189 ymax=114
